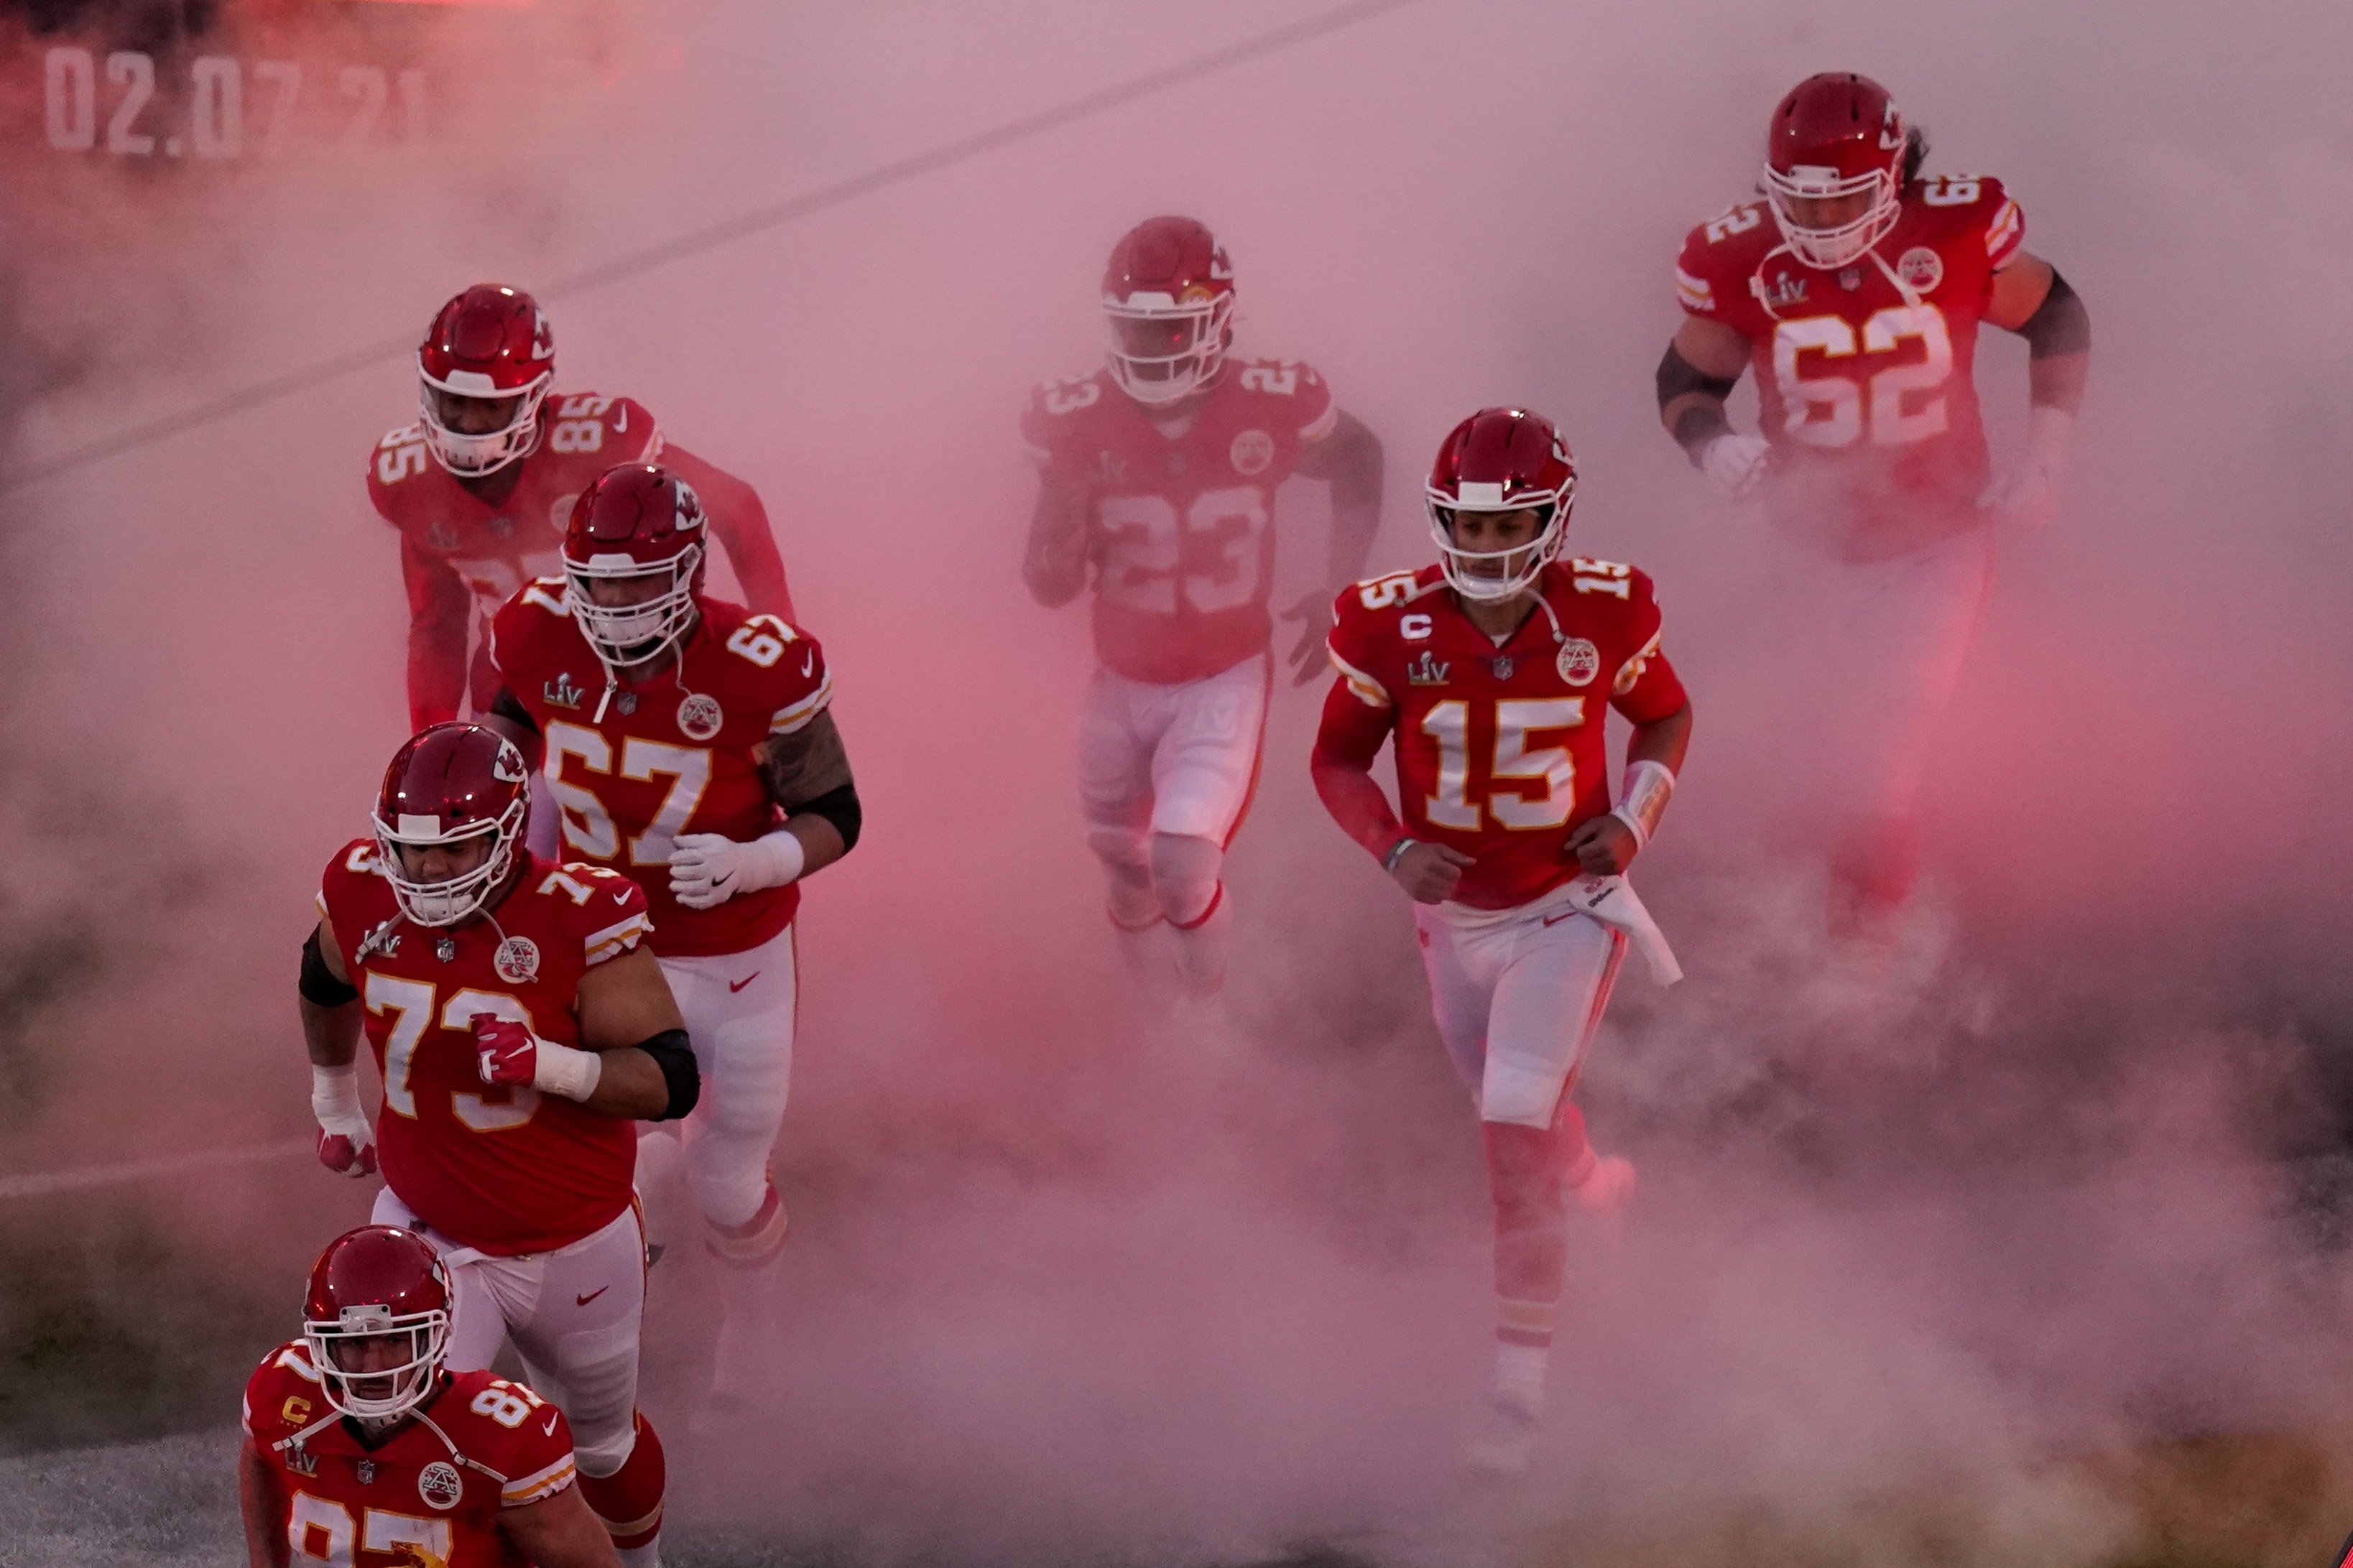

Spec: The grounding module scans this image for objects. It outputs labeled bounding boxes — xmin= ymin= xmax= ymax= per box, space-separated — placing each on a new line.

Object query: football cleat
xmin=1461 ymin=1393 xmax=1542 ymax=1480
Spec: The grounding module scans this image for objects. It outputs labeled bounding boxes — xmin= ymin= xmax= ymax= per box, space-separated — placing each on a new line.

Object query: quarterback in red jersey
xmin=300 ymin=724 xmax=698 ymax=1567
xmin=1023 ymin=215 xmax=1384 ymax=993
xmin=1656 ymin=72 xmax=2091 ymax=922
xmin=239 ymin=1226 xmax=618 ymax=1568
xmin=1313 ymin=409 xmax=1692 ymax=1476
xmin=484 ymin=463 xmax=861 ymax=1406
xmin=369 ymin=284 xmax=794 ymax=733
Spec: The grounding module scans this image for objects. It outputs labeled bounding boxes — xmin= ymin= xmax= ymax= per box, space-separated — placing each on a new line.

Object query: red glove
xmin=317 ymin=1126 xmax=377 ymax=1177
xmin=472 ymin=1013 xmax=538 ymax=1087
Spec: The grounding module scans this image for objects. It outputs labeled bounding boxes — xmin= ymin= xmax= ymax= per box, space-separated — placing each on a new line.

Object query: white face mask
xmin=373 ymin=813 xmax=521 ymax=929
xmin=1425 ymin=493 xmax=1572 ymax=603
xmin=306 ymin=1310 xmax=449 ymax=1422
xmin=565 ymin=549 xmax=702 ymax=673
xmin=415 ymin=366 xmax=551 ymax=478
xmin=1103 ymin=291 xmax=1232 ymax=407
xmin=1762 ymin=163 xmax=1902 ymax=270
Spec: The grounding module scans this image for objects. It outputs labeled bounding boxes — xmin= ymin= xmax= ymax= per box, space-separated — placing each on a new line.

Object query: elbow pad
xmin=1655 ymin=344 xmax=1739 ymax=413
xmin=299 ymin=929 xmax=359 ymax=1008
xmin=2020 ymin=269 xmax=2091 ymax=358
xmin=636 ymin=1029 xmax=701 ymax=1122
xmin=792 ymin=781 xmax=863 ymax=853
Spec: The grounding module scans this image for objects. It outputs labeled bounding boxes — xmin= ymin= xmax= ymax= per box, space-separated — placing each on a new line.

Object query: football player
xmin=1656 ymin=72 xmax=2090 ymax=924
xmin=300 ymin=723 xmax=698 ymax=1567
xmin=239 ymin=1225 xmax=619 ymax=1568
xmin=1022 ymin=215 xmax=1385 ymax=994
xmin=1312 ymin=409 xmax=1692 ymax=1475
xmin=370 ymin=284 xmax=793 ymax=735
xmin=481 ymin=463 xmax=859 ymax=1412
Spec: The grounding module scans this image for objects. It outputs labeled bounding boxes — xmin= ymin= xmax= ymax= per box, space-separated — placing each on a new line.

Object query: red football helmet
xmin=417 ymin=284 xmax=556 ymax=478
xmin=563 ymin=463 xmax=708 ymax=672
xmin=302 ymin=1226 xmax=452 ymax=1423
xmin=372 ymin=722 xmax=530 ymax=928
xmin=1101 ymin=215 xmax=1235 ymax=407
xmin=1762 ymin=73 xmax=1909 ymax=269
xmin=1425 ymin=408 xmax=1578 ymax=602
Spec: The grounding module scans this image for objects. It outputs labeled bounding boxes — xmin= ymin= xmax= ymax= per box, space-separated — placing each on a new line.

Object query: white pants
xmin=1769 ymin=526 xmax=1994 ymax=826
xmin=371 ymin=1189 xmax=645 ymax=1475
xmin=653 ymin=922 xmax=798 ymax=1233
xmin=1415 ymin=884 xmax=1629 ymax=1131
xmin=1078 ymin=653 xmax=1270 ymax=861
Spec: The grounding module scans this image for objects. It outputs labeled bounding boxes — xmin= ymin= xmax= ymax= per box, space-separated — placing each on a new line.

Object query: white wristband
xmin=1613 ymin=759 xmax=1677 ymax=850
xmin=311 ymin=1062 xmax=364 ymax=1124
xmin=532 ymin=1042 xmax=604 ymax=1103
xmin=742 ymin=827 xmax=807 ymax=891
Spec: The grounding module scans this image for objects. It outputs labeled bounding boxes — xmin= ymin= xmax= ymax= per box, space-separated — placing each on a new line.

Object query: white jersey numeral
xmin=1772 ymin=305 xmax=1955 ymax=450
xmin=364 ymin=973 xmax=539 ymax=1131
xmin=1421 ymin=697 xmax=1587 ymax=832
xmin=545 ymin=721 xmax=714 ymax=868
xmin=1097 ymin=486 xmax=1268 ymax=616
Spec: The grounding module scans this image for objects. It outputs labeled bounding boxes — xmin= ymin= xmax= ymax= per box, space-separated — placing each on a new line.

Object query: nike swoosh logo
xmin=729 ymin=972 xmax=759 ymax=993
xmin=615 ymin=889 xmax=630 ymax=903
xmin=1543 ymin=910 xmax=1579 ymax=927
xmin=613 ymin=405 xmax=628 ymax=432
xmin=543 ymin=1411 xmax=560 ymax=1436
xmin=575 ymin=1286 xmax=609 ymax=1307
xmin=800 ymin=651 xmax=815 ymax=677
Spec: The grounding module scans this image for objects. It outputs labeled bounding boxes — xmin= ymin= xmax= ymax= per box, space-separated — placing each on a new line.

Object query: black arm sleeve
xmin=2017 ymin=269 xmax=2090 ymax=359
xmin=489 ymin=685 xmax=541 ymax=737
xmin=1655 ymin=343 xmax=1740 ymax=412
xmin=790 ymin=781 xmax=862 ymax=854
xmin=299 ymin=928 xmax=359 ymax=1008
xmin=634 ymin=1029 xmax=701 ymax=1121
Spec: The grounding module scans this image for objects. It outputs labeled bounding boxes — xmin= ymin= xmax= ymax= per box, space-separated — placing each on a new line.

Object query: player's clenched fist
xmin=1388 ymin=840 xmax=1476 ymax=904
xmin=470 ymin=1012 xmax=606 ymax=1104
xmin=471 ymin=1013 xmax=539 ymax=1087
xmin=311 ymin=1062 xmax=377 ymax=1179
xmin=668 ymin=830 xmax=803 ymax=911
xmin=1564 ymin=815 xmax=1640 ymax=877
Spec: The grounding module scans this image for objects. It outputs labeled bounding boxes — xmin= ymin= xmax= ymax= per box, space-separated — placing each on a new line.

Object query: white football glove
xmin=667 ymin=830 xmax=805 ymax=910
xmin=1698 ymin=432 xmax=1771 ymax=501
xmin=1980 ymin=406 xmax=2074 ymax=529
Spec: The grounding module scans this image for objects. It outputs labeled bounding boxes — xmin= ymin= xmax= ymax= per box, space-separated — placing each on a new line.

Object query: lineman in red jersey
xmin=1023 ymin=215 xmax=1384 ymax=994
xmin=371 ymin=284 xmax=793 ymax=734
xmin=1658 ymin=73 xmax=2091 ymax=924
xmin=1312 ymin=410 xmax=1692 ymax=1476
xmin=484 ymin=463 xmax=859 ymax=1406
xmin=239 ymin=1226 xmax=618 ymax=1568
xmin=300 ymin=723 xmax=699 ymax=1567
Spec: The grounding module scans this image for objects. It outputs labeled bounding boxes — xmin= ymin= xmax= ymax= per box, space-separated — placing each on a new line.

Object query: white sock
xmin=1494 ymin=1340 xmax=1550 ymax=1416
xmin=615 ymin=1541 xmax=661 ymax=1568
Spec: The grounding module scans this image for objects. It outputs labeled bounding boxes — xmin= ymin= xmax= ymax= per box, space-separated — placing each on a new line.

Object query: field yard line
xmin=0 ymin=1136 xmax=313 ymax=1200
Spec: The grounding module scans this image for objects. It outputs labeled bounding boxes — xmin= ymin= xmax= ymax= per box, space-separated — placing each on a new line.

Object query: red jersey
xmin=490 ymin=584 xmax=831 ymax=958
xmin=1021 ymin=358 xmax=1338 ymax=684
xmin=318 ymin=842 xmax=649 ymax=1256
xmin=1675 ymin=175 xmax=2028 ymax=560
xmin=367 ymin=392 xmax=792 ymax=730
xmin=243 ymin=1340 xmax=575 ymax=1568
xmin=1322 ymin=560 xmax=1688 ymax=911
